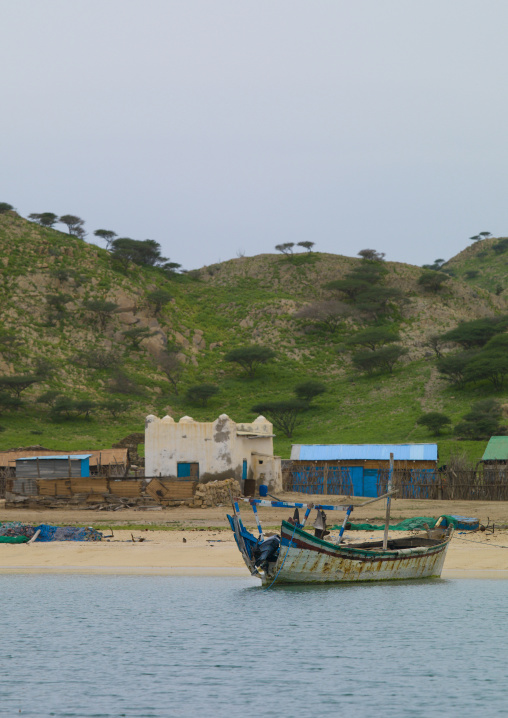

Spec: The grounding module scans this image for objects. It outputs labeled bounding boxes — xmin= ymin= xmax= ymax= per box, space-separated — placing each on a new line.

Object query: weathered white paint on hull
xmin=262 ymin=544 xmax=449 ymax=584
xmin=253 ymin=520 xmax=452 ymax=585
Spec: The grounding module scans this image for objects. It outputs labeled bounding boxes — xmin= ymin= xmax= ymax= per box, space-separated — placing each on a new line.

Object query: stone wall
xmin=191 ymin=478 xmax=241 ymax=508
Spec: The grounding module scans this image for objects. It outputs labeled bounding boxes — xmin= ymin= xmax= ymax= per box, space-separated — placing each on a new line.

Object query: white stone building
xmin=145 ymin=413 xmax=282 ymax=494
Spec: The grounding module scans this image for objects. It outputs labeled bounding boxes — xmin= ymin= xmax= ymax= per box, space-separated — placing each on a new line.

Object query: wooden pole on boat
xmin=250 ymin=501 xmax=264 ymax=540
xmin=336 ymin=505 xmax=353 ymax=545
xmin=383 ymin=453 xmax=394 ymax=550
xmin=301 ymin=503 xmax=314 ymax=527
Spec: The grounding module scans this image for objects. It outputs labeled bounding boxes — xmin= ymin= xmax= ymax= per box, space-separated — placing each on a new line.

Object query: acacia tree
xmin=0 ymin=203 xmax=14 ymax=213
xmin=426 ymin=334 xmax=445 ymax=359
xmin=123 ymin=326 xmax=158 ymax=349
xmin=324 ymin=277 xmax=370 ymax=302
xmin=225 ymin=346 xmax=276 ymax=377
xmin=94 ymin=229 xmax=117 ymax=249
xmin=417 ymin=271 xmax=449 ymax=292
xmin=469 ymin=231 xmax=492 ymax=242
xmin=59 ymin=215 xmax=86 ymax=237
xmin=111 ymin=238 xmax=168 ymax=268
xmin=0 ymin=374 xmax=43 ymax=398
xmin=464 ymin=353 xmax=508 ymax=390
xmin=454 ymin=399 xmax=503 ymax=439
xmin=352 ymin=345 xmax=407 ymax=375
xmin=147 ymin=289 xmax=172 ymax=316
xmin=275 ymin=242 xmax=295 ymax=257
xmin=358 ymin=249 xmax=385 ymax=261
xmin=155 ymin=348 xmax=183 ymax=394
xmin=416 ymin=412 xmax=451 ymax=436
xmin=102 ymin=399 xmax=130 ymax=418
xmin=297 ymin=241 xmax=315 ymax=252
xmin=185 ymin=384 xmax=219 ymax=407
xmin=29 ymin=212 xmax=58 ymax=227
xmin=251 ymin=399 xmax=308 ymax=438
xmin=440 ymin=317 xmax=508 ymax=348
xmin=346 ymin=327 xmax=400 ymax=351
xmin=83 ymin=298 xmax=119 ymax=330
xmin=293 ymin=300 xmax=352 ymax=334
xmin=436 ymin=351 xmax=478 ymax=388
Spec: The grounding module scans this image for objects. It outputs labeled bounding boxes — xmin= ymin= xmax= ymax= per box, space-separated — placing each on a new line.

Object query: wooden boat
xmin=227 ymin=497 xmax=453 ymax=586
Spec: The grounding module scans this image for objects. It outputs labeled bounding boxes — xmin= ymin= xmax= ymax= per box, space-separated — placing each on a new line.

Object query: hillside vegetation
xmin=444 ymin=236 xmax=508 ymax=295
xmin=0 ymin=211 xmax=507 ymax=464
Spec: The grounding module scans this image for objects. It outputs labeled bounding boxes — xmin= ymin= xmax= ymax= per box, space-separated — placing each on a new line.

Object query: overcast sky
xmin=2 ymin=1 xmax=508 ymax=270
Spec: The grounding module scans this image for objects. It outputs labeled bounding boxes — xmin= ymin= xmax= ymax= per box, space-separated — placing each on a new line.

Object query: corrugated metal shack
xmin=0 ymin=448 xmax=129 ymax=478
xmin=287 ymin=443 xmax=438 ymax=497
xmin=16 ymin=455 xmax=92 ymax=479
xmin=13 ymin=455 xmax=92 ymax=498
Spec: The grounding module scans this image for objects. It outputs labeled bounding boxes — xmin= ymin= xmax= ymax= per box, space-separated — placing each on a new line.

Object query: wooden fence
xmin=283 ymin=464 xmax=353 ymax=496
xmin=283 ymin=463 xmax=508 ymax=501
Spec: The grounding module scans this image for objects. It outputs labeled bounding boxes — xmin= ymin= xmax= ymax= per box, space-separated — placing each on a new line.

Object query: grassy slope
xmin=0 ymin=213 xmax=507 ymax=465
xmin=444 ymin=236 xmax=508 ymax=295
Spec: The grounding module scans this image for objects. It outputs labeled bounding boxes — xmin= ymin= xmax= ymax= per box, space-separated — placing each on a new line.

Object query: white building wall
xmin=145 ymin=413 xmax=282 ymax=491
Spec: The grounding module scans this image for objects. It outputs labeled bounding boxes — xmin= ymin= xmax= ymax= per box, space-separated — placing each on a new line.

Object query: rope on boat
xmin=262 ymin=522 xmax=298 ymax=592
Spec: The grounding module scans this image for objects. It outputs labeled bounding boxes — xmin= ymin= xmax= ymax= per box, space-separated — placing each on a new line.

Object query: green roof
xmin=482 ymin=436 xmax=508 ymax=461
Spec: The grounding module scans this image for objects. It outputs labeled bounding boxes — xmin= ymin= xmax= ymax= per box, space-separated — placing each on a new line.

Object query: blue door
xmin=362 ymin=469 xmax=378 ymax=497
xmin=242 ymin=460 xmax=248 ymax=481
xmin=350 ymin=467 xmax=364 ymax=496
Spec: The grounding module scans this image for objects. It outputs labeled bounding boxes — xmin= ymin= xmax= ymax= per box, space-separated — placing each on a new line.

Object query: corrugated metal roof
xmin=0 ymin=448 xmax=129 ymax=468
xmin=290 ymin=444 xmax=438 ymax=461
xmin=481 ymin=437 xmax=508 ymax=461
xmin=17 ymin=455 xmax=92 ymax=461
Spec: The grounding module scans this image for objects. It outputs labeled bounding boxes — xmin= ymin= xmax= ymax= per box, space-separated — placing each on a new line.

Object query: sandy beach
xmin=2 ymin=495 xmax=508 ymax=577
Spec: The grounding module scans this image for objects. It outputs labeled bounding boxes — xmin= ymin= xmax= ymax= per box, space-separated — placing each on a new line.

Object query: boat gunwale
xmin=280 ymin=519 xmax=452 ymax=560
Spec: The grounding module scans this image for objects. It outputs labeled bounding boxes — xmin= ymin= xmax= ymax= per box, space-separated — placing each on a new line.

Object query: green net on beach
xmin=333 ymin=515 xmax=477 ymax=531
xmin=333 ymin=516 xmax=440 ymax=531
xmin=0 ymin=535 xmax=29 ymax=543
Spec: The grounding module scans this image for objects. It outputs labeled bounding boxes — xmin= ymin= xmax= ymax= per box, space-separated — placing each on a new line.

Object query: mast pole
xmin=383 ymin=453 xmax=394 ymax=550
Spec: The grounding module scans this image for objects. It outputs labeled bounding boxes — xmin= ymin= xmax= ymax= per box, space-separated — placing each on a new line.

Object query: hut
xmin=481 ymin=437 xmax=508 ymax=482
xmin=12 ymin=455 xmax=92 ymax=497
xmin=481 ymin=436 xmax=508 ymax=464
xmin=0 ymin=447 xmax=129 ymax=478
xmin=288 ymin=443 xmax=438 ymax=497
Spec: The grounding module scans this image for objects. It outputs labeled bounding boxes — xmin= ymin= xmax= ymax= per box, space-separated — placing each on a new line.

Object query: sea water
xmin=1 ymin=575 xmax=507 ymax=718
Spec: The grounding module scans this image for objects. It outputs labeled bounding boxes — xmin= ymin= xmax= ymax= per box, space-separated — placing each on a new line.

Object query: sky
xmin=2 ymin=0 xmax=508 ymax=271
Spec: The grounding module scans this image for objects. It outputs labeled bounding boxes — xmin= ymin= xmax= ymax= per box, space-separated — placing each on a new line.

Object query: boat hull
xmin=261 ymin=521 xmax=451 ymax=585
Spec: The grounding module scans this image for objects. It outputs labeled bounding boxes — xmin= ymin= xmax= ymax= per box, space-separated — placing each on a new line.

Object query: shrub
xmin=416 ymin=412 xmax=451 ymax=436
xmin=225 ymin=346 xmax=276 ymax=377
xmin=185 ymin=384 xmax=219 ymax=407
xmin=352 ymin=345 xmax=407 ymax=375
xmin=417 ymin=271 xmax=449 ymax=292
xmin=294 ymin=380 xmax=326 ymax=403
xmin=440 ymin=317 xmax=508 ymax=348
xmin=346 ymin=327 xmax=400 ymax=351
xmin=102 ymin=399 xmax=130 ymax=418
xmin=358 ymin=249 xmax=385 ymax=261
xmin=454 ymin=400 xmax=504 ymax=439
xmin=436 ymin=350 xmax=478 ymax=387
xmin=493 ymin=238 xmax=508 ymax=254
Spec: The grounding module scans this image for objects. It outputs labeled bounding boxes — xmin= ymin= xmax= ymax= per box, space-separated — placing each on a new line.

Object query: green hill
xmin=0 ymin=211 xmax=507 ymax=465
xmin=444 ymin=236 xmax=508 ymax=295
